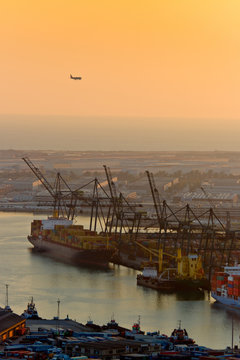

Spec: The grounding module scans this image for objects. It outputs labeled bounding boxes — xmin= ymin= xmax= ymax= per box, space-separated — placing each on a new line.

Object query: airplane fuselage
xmin=70 ymin=74 xmax=82 ymax=80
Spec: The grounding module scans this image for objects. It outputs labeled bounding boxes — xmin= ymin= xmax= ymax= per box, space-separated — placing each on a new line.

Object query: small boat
xmin=125 ymin=316 xmax=145 ymax=338
xmin=106 ymin=314 xmax=119 ymax=329
xmin=169 ymin=321 xmax=195 ymax=345
xmin=22 ymin=297 xmax=41 ymax=319
xmin=101 ymin=315 xmax=131 ymax=337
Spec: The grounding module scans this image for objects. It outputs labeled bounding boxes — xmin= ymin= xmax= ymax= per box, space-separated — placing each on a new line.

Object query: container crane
xmin=103 ymin=165 xmax=142 ymax=234
xmin=22 ymin=157 xmax=72 ymax=218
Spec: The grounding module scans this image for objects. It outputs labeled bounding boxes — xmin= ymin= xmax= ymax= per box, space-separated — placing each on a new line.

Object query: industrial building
xmin=0 ymin=308 xmax=26 ymax=342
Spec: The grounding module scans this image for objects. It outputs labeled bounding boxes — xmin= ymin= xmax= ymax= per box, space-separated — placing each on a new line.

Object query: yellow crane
xmin=133 ymin=240 xmax=181 ymax=273
xmin=134 ymin=240 xmax=205 ymax=280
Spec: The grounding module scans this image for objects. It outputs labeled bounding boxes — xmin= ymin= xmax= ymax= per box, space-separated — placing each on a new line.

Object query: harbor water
xmin=0 ymin=212 xmax=239 ymax=349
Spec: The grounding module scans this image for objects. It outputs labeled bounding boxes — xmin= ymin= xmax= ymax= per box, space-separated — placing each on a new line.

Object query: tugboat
xmin=125 ymin=316 xmax=145 ymax=338
xmin=101 ymin=315 xmax=131 ymax=337
xmin=169 ymin=321 xmax=195 ymax=345
xmin=22 ymin=297 xmax=41 ymax=319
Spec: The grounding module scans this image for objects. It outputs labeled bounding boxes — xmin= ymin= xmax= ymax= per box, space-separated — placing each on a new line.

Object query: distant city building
xmin=10 ymin=180 xmax=32 ymax=191
xmin=0 ymin=184 xmax=13 ymax=196
xmin=182 ymin=192 xmax=239 ymax=207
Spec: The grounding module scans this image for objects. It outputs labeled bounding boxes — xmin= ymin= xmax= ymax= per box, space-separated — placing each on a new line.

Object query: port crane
xmin=103 ymin=165 xmax=143 ymax=236
xmin=22 ymin=158 xmax=240 ymax=275
xmin=134 ymin=240 xmax=206 ymax=282
xmin=22 ymin=157 xmax=72 ymax=218
xmin=145 ymin=171 xmax=182 ymax=251
xmin=22 ymin=157 xmax=92 ymax=220
xmin=22 ymin=157 xmax=117 ymax=231
xmin=146 ymin=170 xmax=162 ymax=224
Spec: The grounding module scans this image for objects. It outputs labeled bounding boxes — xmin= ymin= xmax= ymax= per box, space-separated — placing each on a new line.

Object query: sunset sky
xmin=0 ymin=1 xmax=240 ymax=150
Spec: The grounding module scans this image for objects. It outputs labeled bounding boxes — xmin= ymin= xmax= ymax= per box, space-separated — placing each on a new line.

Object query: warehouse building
xmin=0 ymin=308 xmax=26 ymax=342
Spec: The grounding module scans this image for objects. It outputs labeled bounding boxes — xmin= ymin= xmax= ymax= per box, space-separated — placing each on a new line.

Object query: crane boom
xmin=146 ymin=171 xmax=162 ymax=227
xmin=103 ymin=165 xmax=118 ymax=200
xmin=22 ymin=157 xmax=55 ymax=198
xmin=22 ymin=157 xmax=70 ymax=217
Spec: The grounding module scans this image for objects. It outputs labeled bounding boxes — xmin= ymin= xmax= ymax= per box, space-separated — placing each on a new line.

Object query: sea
xmin=0 ymin=211 xmax=239 ymax=349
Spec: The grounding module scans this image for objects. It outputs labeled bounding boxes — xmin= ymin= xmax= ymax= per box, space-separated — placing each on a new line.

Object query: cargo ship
xmin=28 ymin=215 xmax=114 ymax=268
xmin=137 ymin=253 xmax=210 ymax=291
xmin=211 ymin=265 xmax=240 ymax=309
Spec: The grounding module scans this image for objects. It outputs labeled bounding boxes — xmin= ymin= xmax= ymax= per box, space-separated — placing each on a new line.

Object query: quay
xmin=1 ymin=307 xmax=240 ymax=360
xmin=26 ymin=319 xmax=90 ymax=333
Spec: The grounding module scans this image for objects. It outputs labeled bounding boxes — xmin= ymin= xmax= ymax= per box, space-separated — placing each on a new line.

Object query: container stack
xmin=233 ymin=275 xmax=240 ymax=299
xmin=227 ymin=276 xmax=234 ymax=296
xmin=216 ymin=272 xmax=227 ymax=292
xmin=211 ymin=273 xmax=217 ymax=292
xmin=30 ymin=218 xmax=111 ymax=251
xmin=211 ymin=271 xmax=240 ymax=299
xmin=211 ymin=272 xmax=228 ymax=293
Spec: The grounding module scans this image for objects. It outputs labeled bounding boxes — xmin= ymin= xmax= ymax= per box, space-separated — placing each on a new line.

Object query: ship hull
xmin=137 ymin=275 xmax=175 ymax=291
xmin=137 ymin=275 xmax=210 ymax=292
xmin=28 ymin=236 xmax=112 ymax=268
xmin=211 ymin=291 xmax=240 ymax=309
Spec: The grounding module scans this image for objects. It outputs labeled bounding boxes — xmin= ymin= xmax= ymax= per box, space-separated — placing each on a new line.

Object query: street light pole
xmin=56 ymin=298 xmax=60 ymax=333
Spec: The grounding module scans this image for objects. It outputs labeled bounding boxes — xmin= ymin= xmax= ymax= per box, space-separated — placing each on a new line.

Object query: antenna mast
xmin=5 ymin=284 xmax=9 ymax=307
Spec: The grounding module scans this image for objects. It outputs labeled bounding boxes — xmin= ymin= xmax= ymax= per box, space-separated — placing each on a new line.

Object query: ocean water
xmin=0 ymin=211 xmax=239 ymax=349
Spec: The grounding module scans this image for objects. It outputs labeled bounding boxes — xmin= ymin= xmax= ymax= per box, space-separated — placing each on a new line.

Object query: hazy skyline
xmin=0 ymin=114 xmax=240 ymax=152
xmin=1 ymin=1 xmax=240 ymax=150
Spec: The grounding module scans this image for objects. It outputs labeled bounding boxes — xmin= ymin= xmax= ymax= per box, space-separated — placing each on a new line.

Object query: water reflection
xmin=175 ymin=290 xmax=206 ymax=301
xmin=29 ymin=248 xmax=111 ymax=274
xmin=212 ymin=301 xmax=240 ymax=321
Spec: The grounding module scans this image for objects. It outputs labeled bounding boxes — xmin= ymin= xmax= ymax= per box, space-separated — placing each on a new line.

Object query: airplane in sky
xmin=70 ymin=74 xmax=82 ymax=80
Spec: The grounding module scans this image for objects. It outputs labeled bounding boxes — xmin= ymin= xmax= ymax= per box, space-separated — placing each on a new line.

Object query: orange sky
xmin=0 ymin=0 xmax=240 ymax=119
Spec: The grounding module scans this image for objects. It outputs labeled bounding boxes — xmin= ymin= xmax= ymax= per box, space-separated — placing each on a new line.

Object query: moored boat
xmin=28 ymin=215 xmax=114 ymax=268
xmin=125 ymin=316 xmax=145 ymax=338
xmin=211 ymin=264 xmax=240 ymax=309
xmin=22 ymin=297 xmax=41 ymax=319
xmin=137 ymin=253 xmax=210 ymax=292
xmin=169 ymin=321 xmax=195 ymax=345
